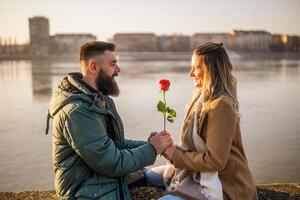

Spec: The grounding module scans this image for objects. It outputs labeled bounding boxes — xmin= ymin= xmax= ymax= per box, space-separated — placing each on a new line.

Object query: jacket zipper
xmin=118 ymin=177 xmax=124 ymax=200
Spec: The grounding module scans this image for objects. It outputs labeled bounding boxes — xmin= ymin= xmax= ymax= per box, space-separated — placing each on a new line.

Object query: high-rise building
xmin=29 ymin=16 xmax=50 ymax=57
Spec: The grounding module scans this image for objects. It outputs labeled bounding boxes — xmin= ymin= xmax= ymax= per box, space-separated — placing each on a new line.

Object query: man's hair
xmin=79 ymin=41 xmax=116 ymax=63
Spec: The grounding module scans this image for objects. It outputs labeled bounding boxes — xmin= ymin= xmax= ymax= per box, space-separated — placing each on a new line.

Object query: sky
xmin=0 ymin=0 xmax=299 ymax=44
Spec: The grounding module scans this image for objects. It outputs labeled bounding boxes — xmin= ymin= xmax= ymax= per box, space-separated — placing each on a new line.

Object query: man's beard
xmin=95 ymin=69 xmax=120 ymax=97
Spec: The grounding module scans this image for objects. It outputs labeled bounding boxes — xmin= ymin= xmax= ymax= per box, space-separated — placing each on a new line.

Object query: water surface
xmin=0 ymin=58 xmax=299 ymax=192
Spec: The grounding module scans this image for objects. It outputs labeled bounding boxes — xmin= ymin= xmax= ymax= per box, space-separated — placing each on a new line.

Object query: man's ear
xmin=87 ymin=60 xmax=97 ymax=74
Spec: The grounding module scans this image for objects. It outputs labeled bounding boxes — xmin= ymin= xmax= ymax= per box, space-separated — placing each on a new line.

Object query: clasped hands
xmin=148 ymin=131 xmax=176 ymax=161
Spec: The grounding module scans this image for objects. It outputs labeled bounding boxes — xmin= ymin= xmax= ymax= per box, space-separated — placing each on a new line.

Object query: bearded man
xmin=47 ymin=41 xmax=172 ymax=200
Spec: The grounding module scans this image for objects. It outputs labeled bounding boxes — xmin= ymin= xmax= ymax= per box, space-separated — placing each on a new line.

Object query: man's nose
xmin=115 ymin=64 xmax=120 ymax=73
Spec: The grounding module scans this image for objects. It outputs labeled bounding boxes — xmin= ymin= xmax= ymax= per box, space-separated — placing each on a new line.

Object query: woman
xmin=146 ymin=42 xmax=258 ymax=200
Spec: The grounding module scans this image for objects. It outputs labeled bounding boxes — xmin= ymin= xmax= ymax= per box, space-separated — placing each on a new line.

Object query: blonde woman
xmin=146 ymin=42 xmax=258 ymax=200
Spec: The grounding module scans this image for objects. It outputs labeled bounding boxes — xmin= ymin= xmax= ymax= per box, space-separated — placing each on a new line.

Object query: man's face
xmin=96 ymin=50 xmax=120 ymax=78
xmin=94 ymin=50 xmax=120 ymax=96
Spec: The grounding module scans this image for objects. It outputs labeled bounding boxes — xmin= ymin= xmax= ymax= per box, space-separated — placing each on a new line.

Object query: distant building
xmin=28 ymin=16 xmax=96 ymax=58
xmin=170 ymin=35 xmax=191 ymax=51
xmin=29 ymin=17 xmax=50 ymax=57
xmin=286 ymin=35 xmax=300 ymax=52
xmin=191 ymin=33 xmax=236 ymax=50
xmin=157 ymin=35 xmax=191 ymax=51
xmin=270 ymin=34 xmax=288 ymax=52
xmin=157 ymin=35 xmax=172 ymax=51
xmin=113 ymin=33 xmax=157 ymax=51
xmin=2 ymin=16 xmax=300 ymax=58
xmin=50 ymin=34 xmax=96 ymax=56
xmin=233 ymin=30 xmax=272 ymax=52
xmin=0 ymin=37 xmax=29 ymax=57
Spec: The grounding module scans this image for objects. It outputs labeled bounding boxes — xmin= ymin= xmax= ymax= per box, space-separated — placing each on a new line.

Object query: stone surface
xmin=0 ymin=184 xmax=299 ymax=200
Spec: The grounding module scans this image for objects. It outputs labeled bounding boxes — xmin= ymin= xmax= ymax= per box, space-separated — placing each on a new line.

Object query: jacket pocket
xmin=74 ymin=183 xmax=118 ymax=200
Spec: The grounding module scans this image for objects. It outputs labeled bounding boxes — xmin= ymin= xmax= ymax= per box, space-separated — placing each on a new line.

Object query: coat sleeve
xmin=172 ymin=98 xmax=238 ymax=172
xmin=123 ymin=139 xmax=147 ymax=149
xmin=63 ymin=106 xmax=156 ymax=177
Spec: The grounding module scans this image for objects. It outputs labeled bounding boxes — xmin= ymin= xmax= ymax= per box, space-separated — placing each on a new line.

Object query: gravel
xmin=0 ymin=183 xmax=299 ymax=200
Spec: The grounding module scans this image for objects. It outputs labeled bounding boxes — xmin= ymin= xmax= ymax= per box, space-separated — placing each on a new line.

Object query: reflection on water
xmin=31 ymin=60 xmax=53 ymax=102
xmin=0 ymin=58 xmax=300 ymax=192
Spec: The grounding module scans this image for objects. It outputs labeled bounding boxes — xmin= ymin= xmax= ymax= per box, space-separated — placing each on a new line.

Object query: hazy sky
xmin=0 ymin=0 xmax=299 ymax=43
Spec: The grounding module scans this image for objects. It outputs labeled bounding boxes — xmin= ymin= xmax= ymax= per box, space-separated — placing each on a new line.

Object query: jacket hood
xmin=49 ymin=72 xmax=98 ymax=117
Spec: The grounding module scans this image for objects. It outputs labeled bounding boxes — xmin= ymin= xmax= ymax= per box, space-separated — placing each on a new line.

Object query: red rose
xmin=157 ymin=78 xmax=176 ymax=131
xmin=159 ymin=79 xmax=170 ymax=91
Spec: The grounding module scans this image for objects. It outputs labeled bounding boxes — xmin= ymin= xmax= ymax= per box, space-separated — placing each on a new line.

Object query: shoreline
xmin=0 ymin=183 xmax=299 ymax=200
xmin=0 ymin=51 xmax=300 ymax=62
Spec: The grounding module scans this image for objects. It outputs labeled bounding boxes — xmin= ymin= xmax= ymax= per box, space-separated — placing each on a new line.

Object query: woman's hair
xmin=193 ymin=42 xmax=239 ymax=110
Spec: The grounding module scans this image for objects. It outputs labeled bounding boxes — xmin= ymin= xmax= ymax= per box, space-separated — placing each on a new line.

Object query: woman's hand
xmin=163 ymin=163 xmax=175 ymax=185
xmin=162 ymin=144 xmax=176 ymax=161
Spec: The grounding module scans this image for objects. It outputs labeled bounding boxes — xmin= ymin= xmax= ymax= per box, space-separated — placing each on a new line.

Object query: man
xmin=47 ymin=41 xmax=172 ymax=199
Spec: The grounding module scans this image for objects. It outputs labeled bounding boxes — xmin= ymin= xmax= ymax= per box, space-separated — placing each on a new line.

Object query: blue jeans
xmin=144 ymin=166 xmax=185 ymax=200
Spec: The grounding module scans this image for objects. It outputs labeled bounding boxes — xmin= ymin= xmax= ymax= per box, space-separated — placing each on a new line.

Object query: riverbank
xmin=1 ymin=51 xmax=300 ymax=61
xmin=0 ymin=183 xmax=299 ymax=200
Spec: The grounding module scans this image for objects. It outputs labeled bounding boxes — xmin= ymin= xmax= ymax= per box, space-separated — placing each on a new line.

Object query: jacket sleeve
xmin=172 ymin=98 xmax=238 ymax=172
xmin=123 ymin=139 xmax=147 ymax=149
xmin=63 ymin=106 xmax=156 ymax=177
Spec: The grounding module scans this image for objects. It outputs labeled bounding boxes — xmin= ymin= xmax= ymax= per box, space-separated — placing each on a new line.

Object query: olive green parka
xmin=48 ymin=73 xmax=156 ymax=200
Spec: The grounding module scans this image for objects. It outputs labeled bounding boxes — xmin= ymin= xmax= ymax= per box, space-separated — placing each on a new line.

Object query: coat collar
xmin=66 ymin=73 xmax=98 ymax=96
xmin=183 ymin=89 xmax=201 ymax=124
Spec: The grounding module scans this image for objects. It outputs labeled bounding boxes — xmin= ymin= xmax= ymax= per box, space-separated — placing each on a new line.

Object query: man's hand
xmin=162 ymin=144 xmax=176 ymax=161
xmin=149 ymin=131 xmax=173 ymax=154
xmin=147 ymin=132 xmax=158 ymax=143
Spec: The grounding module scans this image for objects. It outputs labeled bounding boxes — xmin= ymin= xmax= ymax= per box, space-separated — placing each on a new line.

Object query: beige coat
xmin=172 ymin=95 xmax=258 ymax=200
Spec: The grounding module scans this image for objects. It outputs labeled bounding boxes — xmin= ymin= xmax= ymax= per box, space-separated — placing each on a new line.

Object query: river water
xmin=0 ymin=56 xmax=299 ymax=192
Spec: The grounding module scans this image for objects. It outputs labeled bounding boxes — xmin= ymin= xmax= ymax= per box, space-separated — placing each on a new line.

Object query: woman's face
xmin=190 ymin=54 xmax=204 ymax=88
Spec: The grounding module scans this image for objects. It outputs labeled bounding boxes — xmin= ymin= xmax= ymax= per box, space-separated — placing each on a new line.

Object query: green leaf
xmin=165 ymin=107 xmax=170 ymax=112
xmin=168 ymin=108 xmax=177 ymax=117
xmin=157 ymin=101 xmax=166 ymax=112
xmin=167 ymin=115 xmax=174 ymax=123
